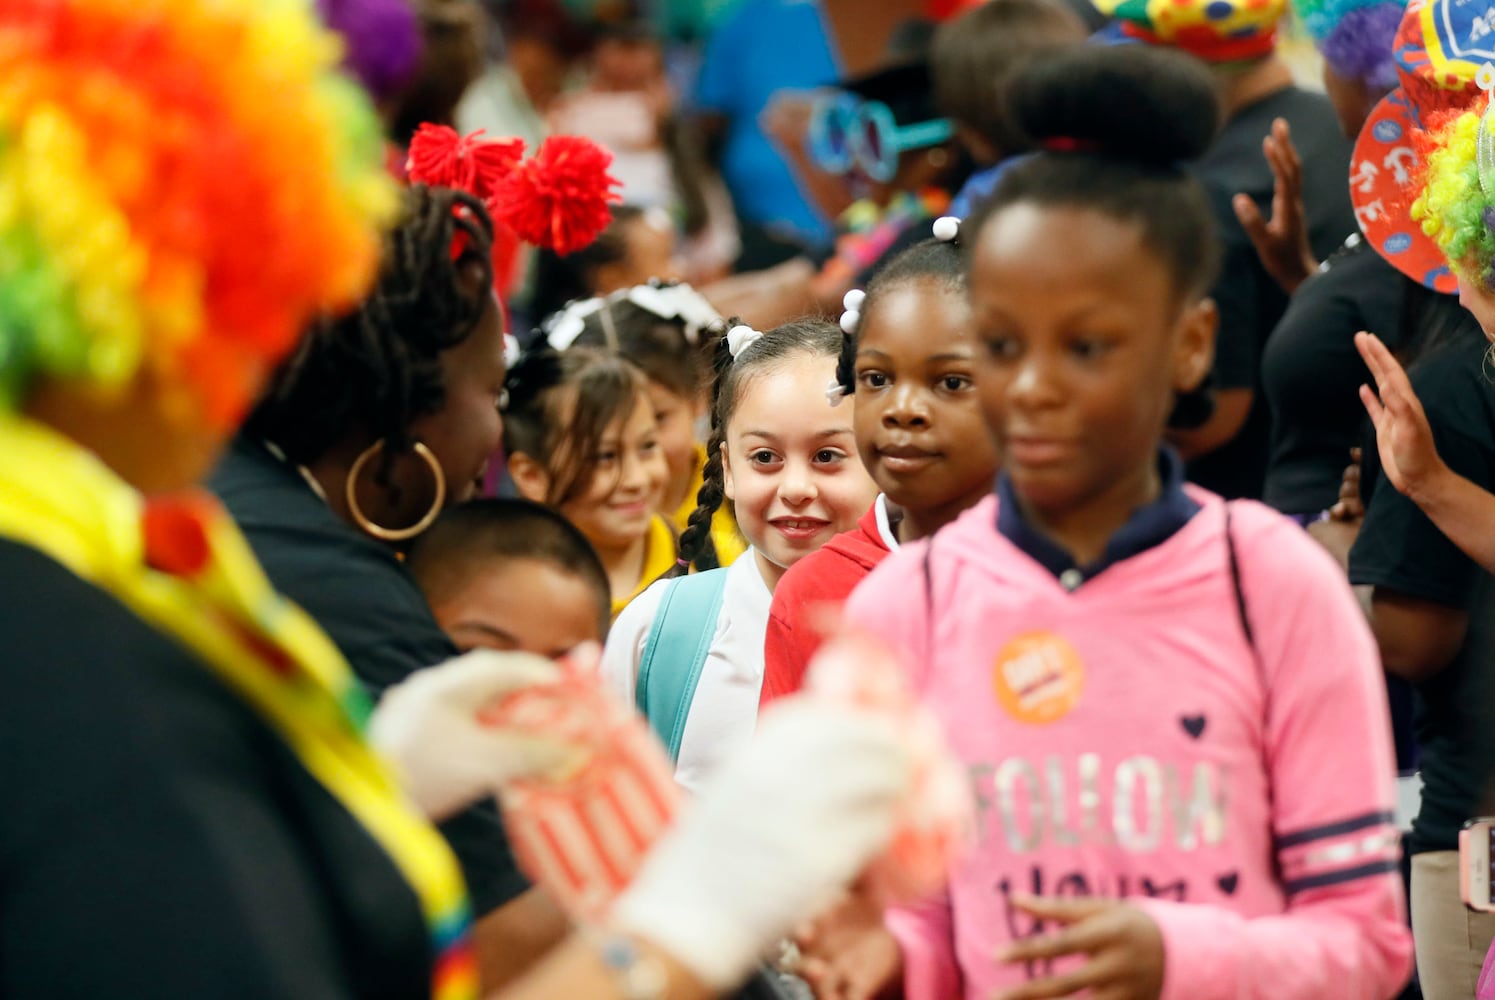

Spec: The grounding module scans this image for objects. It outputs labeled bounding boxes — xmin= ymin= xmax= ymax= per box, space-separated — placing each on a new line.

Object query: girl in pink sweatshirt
xmin=845 ymin=46 xmax=1413 ymax=1000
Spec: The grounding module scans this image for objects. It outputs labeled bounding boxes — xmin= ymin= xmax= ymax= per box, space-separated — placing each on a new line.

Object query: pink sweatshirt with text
xmin=845 ymin=491 xmax=1412 ymax=1000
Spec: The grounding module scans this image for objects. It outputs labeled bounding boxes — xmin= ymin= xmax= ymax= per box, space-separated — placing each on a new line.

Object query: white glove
xmin=368 ymin=648 xmax=590 ymax=821
xmin=609 ymin=699 xmax=913 ymax=990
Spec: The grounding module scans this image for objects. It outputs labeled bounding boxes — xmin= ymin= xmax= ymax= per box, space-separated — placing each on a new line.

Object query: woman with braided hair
xmin=209 ymin=177 xmax=571 ymax=986
xmin=213 ymin=111 xmax=642 ymax=983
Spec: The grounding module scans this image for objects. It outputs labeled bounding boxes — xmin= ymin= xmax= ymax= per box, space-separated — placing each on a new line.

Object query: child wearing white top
xmin=601 ymin=318 xmax=876 ymax=792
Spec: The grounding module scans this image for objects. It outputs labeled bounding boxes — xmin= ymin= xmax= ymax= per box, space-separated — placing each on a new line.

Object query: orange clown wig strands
xmin=0 ymin=0 xmax=397 ymax=427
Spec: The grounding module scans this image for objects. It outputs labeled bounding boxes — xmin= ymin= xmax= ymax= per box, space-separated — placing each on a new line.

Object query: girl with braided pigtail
xmin=673 ymin=329 xmax=737 ymax=575
xmin=601 ymin=317 xmax=876 ymax=792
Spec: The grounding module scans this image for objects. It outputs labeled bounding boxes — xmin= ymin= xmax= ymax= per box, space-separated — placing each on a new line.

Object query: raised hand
xmin=992 ymin=896 xmax=1164 ymax=1000
xmin=1354 ymin=331 xmax=1450 ymax=502
xmin=1233 ymin=117 xmax=1318 ymax=295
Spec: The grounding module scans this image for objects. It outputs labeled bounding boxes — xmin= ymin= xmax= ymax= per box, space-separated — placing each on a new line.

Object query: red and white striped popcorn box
xmin=478 ymin=663 xmax=681 ymax=922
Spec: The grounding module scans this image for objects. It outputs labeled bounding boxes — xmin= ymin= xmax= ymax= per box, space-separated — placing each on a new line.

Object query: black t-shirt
xmin=0 ymin=539 xmax=431 ymax=997
xmin=210 ymin=436 xmax=530 ymax=915
xmin=1261 ymin=236 xmax=1406 ymax=514
xmin=1188 ymin=86 xmax=1357 ymax=500
xmin=1348 ymin=328 xmax=1495 ymax=854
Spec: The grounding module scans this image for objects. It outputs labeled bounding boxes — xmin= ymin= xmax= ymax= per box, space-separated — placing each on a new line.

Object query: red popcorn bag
xmin=803 ymin=630 xmax=974 ymax=903
xmin=477 ymin=649 xmax=681 ymax=921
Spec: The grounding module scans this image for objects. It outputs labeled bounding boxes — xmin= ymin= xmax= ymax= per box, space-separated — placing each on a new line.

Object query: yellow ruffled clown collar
xmin=0 ymin=414 xmax=478 ymax=999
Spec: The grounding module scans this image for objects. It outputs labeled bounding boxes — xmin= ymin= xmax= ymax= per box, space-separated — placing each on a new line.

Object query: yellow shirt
xmin=612 ymin=514 xmax=680 ymax=620
xmin=671 ymin=443 xmax=748 ymax=569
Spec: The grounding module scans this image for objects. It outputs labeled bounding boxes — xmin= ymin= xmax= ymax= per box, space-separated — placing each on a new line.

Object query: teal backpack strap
xmin=635 ymin=569 xmax=730 ymax=762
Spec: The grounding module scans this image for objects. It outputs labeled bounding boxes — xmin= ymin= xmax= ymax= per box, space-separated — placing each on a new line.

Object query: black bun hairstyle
xmin=969 ymin=44 xmax=1225 ymax=430
xmin=1004 ymin=43 xmax=1222 ymax=166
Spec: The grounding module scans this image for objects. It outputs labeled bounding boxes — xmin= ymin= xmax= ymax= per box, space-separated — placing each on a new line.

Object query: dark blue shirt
xmin=996 ymin=448 xmax=1200 ymax=588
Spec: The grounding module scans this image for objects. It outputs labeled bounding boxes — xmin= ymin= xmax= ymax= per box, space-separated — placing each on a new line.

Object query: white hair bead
xmin=932 ymin=215 xmax=960 ymax=242
xmin=839 ymin=309 xmax=860 ymax=334
xmin=842 ymin=288 xmax=866 ymax=312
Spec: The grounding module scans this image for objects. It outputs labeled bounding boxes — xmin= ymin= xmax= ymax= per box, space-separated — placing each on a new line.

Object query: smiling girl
xmin=544 ymin=281 xmax=749 ymax=565
xmin=845 ymin=45 xmax=1411 ymax=1000
xmin=759 ymin=222 xmax=1000 ymax=709
xmin=601 ymin=319 xmax=876 ymax=792
xmin=503 ymin=347 xmax=674 ymax=617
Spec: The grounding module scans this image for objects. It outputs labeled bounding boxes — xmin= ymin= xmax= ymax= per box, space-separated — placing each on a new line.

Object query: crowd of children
xmin=17 ymin=0 xmax=1495 ymax=997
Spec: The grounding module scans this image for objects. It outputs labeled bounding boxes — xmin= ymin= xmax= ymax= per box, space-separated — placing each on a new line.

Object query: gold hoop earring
xmin=345 ymin=440 xmax=447 ymax=542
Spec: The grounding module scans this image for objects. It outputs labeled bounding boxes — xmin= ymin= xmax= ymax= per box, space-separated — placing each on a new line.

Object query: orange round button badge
xmin=992 ymin=631 xmax=1085 ymax=724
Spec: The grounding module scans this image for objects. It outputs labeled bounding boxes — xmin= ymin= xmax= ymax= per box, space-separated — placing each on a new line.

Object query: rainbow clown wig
xmin=0 ymin=0 xmax=398 ymax=428
xmin=1413 ymin=95 xmax=1495 ymax=287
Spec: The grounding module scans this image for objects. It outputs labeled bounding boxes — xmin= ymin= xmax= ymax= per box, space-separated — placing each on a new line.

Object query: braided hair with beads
xmin=673 ymin=317 xmax=844 ymax=575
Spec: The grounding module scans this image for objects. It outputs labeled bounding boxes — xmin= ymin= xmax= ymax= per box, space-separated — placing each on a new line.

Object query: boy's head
xmin=407 ymin=499 xmax=611 ymax=658
xmin=931 ymin=0 xmax=1086 ymax=162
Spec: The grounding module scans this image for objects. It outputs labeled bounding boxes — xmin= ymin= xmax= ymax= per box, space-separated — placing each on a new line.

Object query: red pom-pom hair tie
xmin=406 ymin=126 xmax=620 ymax=272
xmin=406 ymin=124 xmax=525 ymax=202
xmin=491 ymin=135 xmax=623 ymax=256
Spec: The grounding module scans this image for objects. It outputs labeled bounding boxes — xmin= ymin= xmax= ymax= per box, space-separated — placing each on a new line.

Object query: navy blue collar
xmin=995 ymin=448 xmax=1199 ymax=588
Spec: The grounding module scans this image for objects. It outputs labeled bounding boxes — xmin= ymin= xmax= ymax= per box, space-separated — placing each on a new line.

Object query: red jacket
xmin=758 ymin=500 xmax=893 ymax=710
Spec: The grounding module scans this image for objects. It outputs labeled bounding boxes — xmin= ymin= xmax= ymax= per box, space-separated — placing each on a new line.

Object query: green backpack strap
xmin=635 ymin=569 xmax=730 ymax=762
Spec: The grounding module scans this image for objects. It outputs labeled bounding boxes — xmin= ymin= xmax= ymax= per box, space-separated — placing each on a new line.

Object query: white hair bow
xmin=727 ymin=324 xmax=764 ymax=359
xmin=825 ymin=377 xmax=849 ymax=407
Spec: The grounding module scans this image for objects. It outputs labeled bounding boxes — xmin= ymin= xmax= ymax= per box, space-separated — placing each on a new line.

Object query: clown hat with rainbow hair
xmin=1351 ymin=0 xmax=1495 ymax=292
xmin=0 ymin=0 xmax=399 ymax=428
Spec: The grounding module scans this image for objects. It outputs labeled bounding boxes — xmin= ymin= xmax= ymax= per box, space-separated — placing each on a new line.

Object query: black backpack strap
xmin=1224 ymin=502 xmax=1255 ymax=650
xmin=1224 ymin=502 xmax=1270 ymax=706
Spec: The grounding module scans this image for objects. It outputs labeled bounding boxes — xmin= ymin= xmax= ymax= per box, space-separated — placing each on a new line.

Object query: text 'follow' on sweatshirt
xmin=845 ymin=490 xmax=1413 ymax=1000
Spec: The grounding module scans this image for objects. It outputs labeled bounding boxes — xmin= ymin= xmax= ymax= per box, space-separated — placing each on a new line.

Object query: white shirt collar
xmin=874 ymin=494 xmax=901 ymax=552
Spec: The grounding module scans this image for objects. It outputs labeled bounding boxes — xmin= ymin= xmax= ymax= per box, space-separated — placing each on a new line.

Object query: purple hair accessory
xmin=1319 ymin=2 xmax=1405 ymax=95
xmin=316 ymin=0 xmax=422 ymax=104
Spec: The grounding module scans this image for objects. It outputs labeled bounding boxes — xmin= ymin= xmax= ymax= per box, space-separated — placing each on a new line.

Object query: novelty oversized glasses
xmin=808 ymin=91 xmax=954 ymax=183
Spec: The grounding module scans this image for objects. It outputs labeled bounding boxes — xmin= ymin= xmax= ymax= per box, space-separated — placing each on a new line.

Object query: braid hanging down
xmin=672 ymin=332 xmax=735 ymax=575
